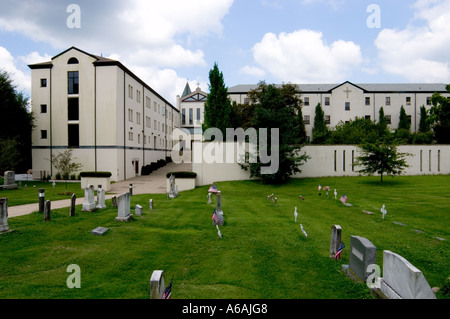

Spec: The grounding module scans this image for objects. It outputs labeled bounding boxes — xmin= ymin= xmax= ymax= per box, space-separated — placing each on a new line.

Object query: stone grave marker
xmin=150 ymin=270 xmax=166 ymax=299
xmin=135 ymin=204 xmax=143 ymax=216
xmin=381 ymin=204 xmax=387 ymax=219
xmin=216 ymin=191 xmax=223 ymax=215
xmin=343 ymin=235 xmax=376 ymax=282
xmin=70 ymin=193 xmax=76 ymax=217
xmin=111 ymin=196 xmax=117 ymax=208
xmin=116 ymin=192 xmax=133 ymax=222
xmin=0 ymin=198 xmax=11 ymax=233
xmin=330 ymin=225 xmax=342 ymax=259
xmin=96 ymin=186 xmax=106 ymax=209
xmin=149 ymin=199 xmax=153 ymax=210
xmin=294 ymin=207 xmax=298 ymax=223
xmin=82 ymin=185 xmax=97 ymax=212
xmin=379 ymin=250 xmax=436 ymax=299
xmin=44 ymin=200 xmax=51 ymax=221
xmin=3 ymin=171 xmax=18 ymax=190
xmin=207 ymin=193 xmax=212 ymax=204
xmin=168 ymin=174 xmax=179 ymax=199
xmin=91 ymin=226 xmax=109 ymax=236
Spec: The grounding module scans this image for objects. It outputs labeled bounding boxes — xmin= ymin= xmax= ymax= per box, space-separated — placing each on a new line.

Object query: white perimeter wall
xmin=191 ymin=142 xmax=450 ymax=186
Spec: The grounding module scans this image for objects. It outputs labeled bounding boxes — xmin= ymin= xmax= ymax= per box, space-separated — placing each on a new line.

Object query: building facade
xmin=228 ymin=81 xmax=449 ymax=139
xmin=29 ymin=47 xmax=180 ymax=182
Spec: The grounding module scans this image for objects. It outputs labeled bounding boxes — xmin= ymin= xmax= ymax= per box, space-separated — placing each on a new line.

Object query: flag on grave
xmin=335 ymin=242 xmax=345 ymax=260
xmin=340 ymin=194 xmax=347 ymax=203
xmin=318 ymin=184 xmax=322 ymax=191
xmin=211 ymin=209 xmax=219 ymax=224
xmin=162 ymin=278 xmax=173 ymax=299
xmin=208 ymin=184 xmax=218 ymax=193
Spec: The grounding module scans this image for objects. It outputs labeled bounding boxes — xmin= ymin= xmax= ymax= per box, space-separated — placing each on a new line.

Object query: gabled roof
xmin=181 ymin=87 xmax=208 ymax=102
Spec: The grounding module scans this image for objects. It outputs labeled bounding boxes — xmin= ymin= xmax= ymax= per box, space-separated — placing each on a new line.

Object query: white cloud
xmin=0 ymin=46 xmax=34 ymax=93
xmin=240 ymin=65 xmax=266 ymax=78
xmin=251 ymin=29 xmax=362 ymax=83
xmin=374 ymin=0 xmax=450 ymax=82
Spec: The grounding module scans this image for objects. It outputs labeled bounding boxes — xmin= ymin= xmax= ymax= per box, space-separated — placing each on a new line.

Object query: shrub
xmin=79 ymin=171 xmax=112 ymax=178
xmin=55 ymin=173 xmax=61 ymax=180
xmin=166 ymin=171 xmax=197 ymax=179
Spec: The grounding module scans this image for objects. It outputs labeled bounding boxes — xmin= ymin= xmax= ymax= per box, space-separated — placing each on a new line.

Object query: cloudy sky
xmin=1 ymin=0 xmax=449 ymax=106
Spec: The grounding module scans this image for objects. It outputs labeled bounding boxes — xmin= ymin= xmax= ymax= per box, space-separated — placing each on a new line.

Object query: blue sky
xmin=1 ymin=0 xmax=449 ymax=106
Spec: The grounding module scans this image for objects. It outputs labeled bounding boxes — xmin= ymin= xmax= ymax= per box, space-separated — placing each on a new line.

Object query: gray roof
xmin=228 ymin=81 xmax=448 ymax=94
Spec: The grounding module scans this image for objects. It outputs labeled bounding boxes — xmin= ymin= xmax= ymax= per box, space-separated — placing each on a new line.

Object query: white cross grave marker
xmin=334 ymin=189 xmax=337 ymax=200
xmin=381 ymin=204 xmax=387 ymax=219
xmin=301 ymin=224 xmax=308 ymax=238
xmin=294 ymin=207 xmax=298 ymax=223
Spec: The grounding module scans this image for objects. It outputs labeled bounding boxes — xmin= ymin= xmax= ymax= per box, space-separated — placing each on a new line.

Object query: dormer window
xmin=68 ymin=57 xmax=79 ymax=64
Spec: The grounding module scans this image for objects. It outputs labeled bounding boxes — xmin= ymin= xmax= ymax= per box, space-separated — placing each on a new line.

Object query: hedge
xmin=80 ymin=171 xmax=112 ymax=178
xmin=166 ymin=171 xmax=197 ymax=179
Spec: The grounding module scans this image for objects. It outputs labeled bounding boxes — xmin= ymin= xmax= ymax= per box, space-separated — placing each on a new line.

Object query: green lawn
xmin=0 ymin=179 xmax=85 ymax=207
xmin=0 ymin=175 xmax=449 ymax=299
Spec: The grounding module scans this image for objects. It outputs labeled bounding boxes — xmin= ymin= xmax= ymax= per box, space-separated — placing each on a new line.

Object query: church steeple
xmin=181 ymin=82 xmax=192 ymax=97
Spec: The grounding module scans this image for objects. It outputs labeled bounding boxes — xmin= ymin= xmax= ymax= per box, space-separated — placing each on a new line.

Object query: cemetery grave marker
xmin=96 ymin=186 xmax=106 ymax=209
xmin=150 ymin=270 xmax=166 ymax=299
xmin=168 ymin=175 xmax=179 ymax=198
xmin=300 ymin=224 xmax=308 ymax=238
xmin=0 ymin=198 xmax=11 ymax=234
xmin=115 ymin=192 xmax=133 ymax=222
xmin=44 ymin=200 xmax=51 ymax=221
xmin=343 ymin=235 xmax=376 ymax=282
xmin=379 ymin=250 xmax=436 ymax=299
xmin=294 ymin=207 xmax=298 ymax=223
xmin=70 ymin=193 xmax=76 ymax=217
xmin=330 ymin=225 xmax=342 ymax=259
xmin=111 ymin=196 xmax=117 ymax=208
xmin=216 ymin=191 xmax=223 ymax=215
xmin=3 ymin=171 xmax=18 ymax=190
xmin=149 ymin=199 xmax=153 ymax=210
xmin=381 ymin=204 xmax=387 ymax=219
xmin=91 ymin=227 xmax=109 ymax=236
xmin=135 ymin=204 xmax=143 ymax=216
xmin=82 ymin=185 xmax=97 ymax=212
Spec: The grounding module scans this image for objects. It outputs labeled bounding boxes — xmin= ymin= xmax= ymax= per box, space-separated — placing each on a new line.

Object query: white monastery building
xmin=29 ymin=47 xmax=180 ymax=182
xmin=228 ymin=82 xmax=449 ymax=139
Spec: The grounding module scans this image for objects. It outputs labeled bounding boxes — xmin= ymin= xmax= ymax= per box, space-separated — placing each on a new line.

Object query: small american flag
xmin=340 ymin=194 xmax=347 ymax=203
xmin=335 ymin=242 xmax=345 ymax=260
xmin=211 ymin=210 xmax=219 ymax=224
xmin=208 ymin=184 xmax=218 ymax=193
xmin=162 ymin=278 xmax=173 ymax=299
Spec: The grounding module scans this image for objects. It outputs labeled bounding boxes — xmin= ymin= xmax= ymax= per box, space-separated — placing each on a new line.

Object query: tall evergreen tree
xmin=430 ymin=85 xmax=450 ymax=143
xmin=203 ymin=63 xmax=232 ymax=135
xmin=398 ymin=105 xmax=410 ymax=131
xmin=311 ymin=103 xmax=328 ymax=144
xmin=418 ymin=105 xmax=431 ymax=133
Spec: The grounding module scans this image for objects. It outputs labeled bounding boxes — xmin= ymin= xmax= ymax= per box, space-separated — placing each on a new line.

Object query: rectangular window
xmin=146 ymin=96 xmax=151 ymax=108
xmin=385 ymin=115 xmax=391 ymax=124
xmin=420 ymin=150 xmax=423 ymax=172
xmin=325 ymin=115 xmax=331 ymax=125
xmin=345 ymin=102 xmax=350 ymax=111
xmin=128 ymin=85 xmax=133 ymax=99
xmin=41 ymin=130 xmax=47 ymax=139
xmin=68 ymin=98 xmax=79 ymax=121
xmin=303 ymin=115 xmax=310 ymax=125
xmin=429 ymin=150 xmax=432 ymax=172
xmin=304 ymin=97 xmax=310 ymax=106
xmin=427 ymin=97 xmax=432 ymax=105
xmin=68 ymin=124 xmax=79 ymax=148
xmin=182 ymin=109 xmax=186 ymax=125
xmin=334 ymin=150 xmax=337 ymax=172
xmin=68 ymin=71 xmax=79 ymax=94
xmin=406 ymin=96 xmax=411 ymax=105
xmin=196 ymin=108 xmax=201 ymax=121
xmin=40 ymin=78 xmax=47 ymax=87
xmin=365 ymin=97 xmax=371 ymax=106
xmin=438 ymin=150 xmax=441 ymax=172
xmin=136 ymin=90 xmax=141 ymax=103
xmin=189 ymin=108 xmax=193 ymax=125
xmin=407 ymin=115 xmax=412 ymax=124
xmin=386 ymin=97 xmax=391 ymax=106
xmin=40 ymin=104 xmax=47 ymax=113
xmin=324 ymin=97 xmax=330 ymax=106
xmin=128 ymin=109 xmax=133 ymax=122
xmin=136 ymin=112 xmax=141 ymax=125
xmin=352 ymin=150 xmax=355 ymax=172
xmin=146 ymin=116 xmax=151 ymax=128
xmin=128 ymin=132 xmax=133 ymax=141
xmin=365 ymin=115 xmax=371 ymax=120
xmin=343 ymin=150 xmax=346 ymax=172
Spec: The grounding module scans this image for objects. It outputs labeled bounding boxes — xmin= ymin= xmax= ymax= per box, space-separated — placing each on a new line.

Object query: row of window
xmin=181 ymin=108 xmax=201 ymax=126
xmin=302 ymin=96 xmax=433 ymax=106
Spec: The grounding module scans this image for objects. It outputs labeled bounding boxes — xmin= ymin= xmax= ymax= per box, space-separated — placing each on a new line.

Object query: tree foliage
xmin=355 ymin=141 xmax=411 ymax=183
xmin=0 ymin=69 xmax=34 ymax=173
xmin=326 ymin=117 xmax=379 ymax=144
xmin=398 ymin=105 xmax=410 ymax=131
xmin=430 ymin=85 xmax=450 ymax=144
xmin=419 ymin=105 xmax=431 ymax=133
xmin=49 ymin=149 xmax=82 ymax=189
xmin=203 ymin=63 xmax=232 ymax=135
xmin=239 ymin=82 xmax=309 ymax=184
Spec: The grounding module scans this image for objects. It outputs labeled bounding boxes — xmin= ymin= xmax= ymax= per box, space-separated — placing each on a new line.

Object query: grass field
xmin=0 ymin=175 xmax=449 ymax=299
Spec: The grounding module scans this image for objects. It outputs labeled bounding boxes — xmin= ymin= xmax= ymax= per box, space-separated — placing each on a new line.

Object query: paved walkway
xmin=8 ymin=162 xmax=192 ymax=218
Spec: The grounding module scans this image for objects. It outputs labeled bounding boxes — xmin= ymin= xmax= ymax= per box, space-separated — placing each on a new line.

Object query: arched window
xmin=68 ymin=57 xmax=79 ymax=64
